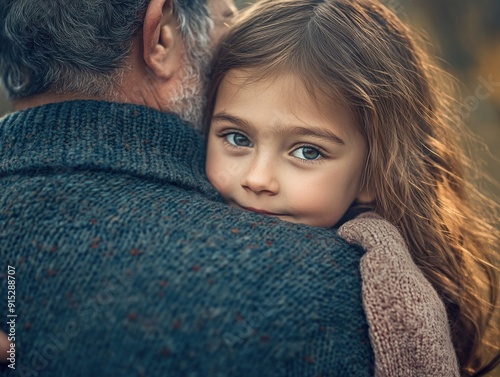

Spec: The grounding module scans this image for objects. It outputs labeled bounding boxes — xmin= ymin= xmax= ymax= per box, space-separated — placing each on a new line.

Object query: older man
xmin=0 ymin=0 xmax=374 ymax=375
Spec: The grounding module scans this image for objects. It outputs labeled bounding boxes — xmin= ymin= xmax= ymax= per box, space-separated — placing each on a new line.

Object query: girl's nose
xmin=240 ymin=155 xmax=279 ymax=195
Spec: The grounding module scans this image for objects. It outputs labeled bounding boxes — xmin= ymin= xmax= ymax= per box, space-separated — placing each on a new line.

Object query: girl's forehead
xmin=221 ymin=68 xmax=350 ymax=109
xmin=215 ymin=68 xmax=361 ymax=142
xmin=220 ymin=68 xmax=352 ymax=116
xmin=222 ymin=68 xmax=308 ymax=90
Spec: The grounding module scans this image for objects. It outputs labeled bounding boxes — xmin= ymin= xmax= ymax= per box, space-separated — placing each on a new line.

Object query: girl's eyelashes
xmin=216 ymin=129 xmax=326 ymax=164
xmin=220 ymin=131 xmax=253 ymax=148
xmin=291 ymin=145 xmax=325 ymax=163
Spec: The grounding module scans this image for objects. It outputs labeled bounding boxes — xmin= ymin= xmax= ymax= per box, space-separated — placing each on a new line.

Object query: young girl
xmin=204 ymin=0 xmax=500 ymax=376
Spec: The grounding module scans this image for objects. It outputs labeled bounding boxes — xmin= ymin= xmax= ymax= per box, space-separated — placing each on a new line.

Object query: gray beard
xmin=167 ymin=46 xmax=211 ymax=130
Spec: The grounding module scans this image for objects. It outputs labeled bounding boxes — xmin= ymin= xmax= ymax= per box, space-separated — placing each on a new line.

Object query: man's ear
xmin=143 ymin=0 xmax=181 ymax=79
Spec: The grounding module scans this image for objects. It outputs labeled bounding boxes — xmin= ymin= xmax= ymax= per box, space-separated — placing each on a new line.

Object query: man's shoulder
xmin=0 ymin=167 xmax=362 ymax=258
xmin=0 ymin=167 xmax=374 ymax=376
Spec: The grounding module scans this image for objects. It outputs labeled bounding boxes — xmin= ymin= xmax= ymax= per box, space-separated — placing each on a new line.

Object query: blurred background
xmin=399 ymin=0 xmax=500 ymax=203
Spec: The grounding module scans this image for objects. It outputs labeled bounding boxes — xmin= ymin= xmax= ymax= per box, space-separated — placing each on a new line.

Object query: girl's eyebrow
xmin=212 ymin=112 xmax=251 ymax=129
xmin=212 ymin=111 xmax=345 ymax=145
xmin=286 ymin=125 xmax=345 ymax=145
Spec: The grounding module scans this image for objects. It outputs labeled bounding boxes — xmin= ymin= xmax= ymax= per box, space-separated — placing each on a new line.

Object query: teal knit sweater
xmin=0 ymin=100 xmax=374 ymax=376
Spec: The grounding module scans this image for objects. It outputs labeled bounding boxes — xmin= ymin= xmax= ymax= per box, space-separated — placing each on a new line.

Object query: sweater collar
xmin=0 ymin=100 xmax=220 ymax=199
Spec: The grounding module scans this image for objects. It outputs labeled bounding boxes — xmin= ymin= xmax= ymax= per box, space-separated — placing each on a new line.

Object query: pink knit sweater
xmin=338 ymin=213 xmax=460 ymax=376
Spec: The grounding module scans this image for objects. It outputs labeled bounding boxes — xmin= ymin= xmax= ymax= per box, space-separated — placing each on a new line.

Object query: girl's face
xmin=206 ymin=69 xmax=373 ymax=227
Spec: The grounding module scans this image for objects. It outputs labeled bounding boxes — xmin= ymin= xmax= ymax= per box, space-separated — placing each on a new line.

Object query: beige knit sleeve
xmin=338 ymin=213 xmax=460 ymax=377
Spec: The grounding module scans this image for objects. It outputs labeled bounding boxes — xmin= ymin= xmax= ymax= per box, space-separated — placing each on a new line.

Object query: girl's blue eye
xmin=225 ymin=132 xmax=252 ymax=147
xmin=292 ymin=146 xmax=322 ymax=160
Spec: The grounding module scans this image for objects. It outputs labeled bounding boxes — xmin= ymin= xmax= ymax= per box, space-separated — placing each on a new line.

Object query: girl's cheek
xmin=206 ymin=155 xmax=233 ymax=194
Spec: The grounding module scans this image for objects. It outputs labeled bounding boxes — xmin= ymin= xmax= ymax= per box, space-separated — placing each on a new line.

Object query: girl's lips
xmin=241 ymin=206 xmax=283 ymax=216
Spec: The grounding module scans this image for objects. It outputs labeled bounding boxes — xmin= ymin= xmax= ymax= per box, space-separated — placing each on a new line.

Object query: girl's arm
xmin=339 ymin=213 xmax=460 ymax=377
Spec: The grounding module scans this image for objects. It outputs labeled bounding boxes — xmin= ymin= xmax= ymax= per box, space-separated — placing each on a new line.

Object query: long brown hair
xmin=206 ymin=0 xmax=500 ymax=375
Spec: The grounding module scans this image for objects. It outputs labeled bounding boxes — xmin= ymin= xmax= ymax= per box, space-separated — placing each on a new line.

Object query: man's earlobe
xmin=142 ymin=0 xmax=180 ymax=79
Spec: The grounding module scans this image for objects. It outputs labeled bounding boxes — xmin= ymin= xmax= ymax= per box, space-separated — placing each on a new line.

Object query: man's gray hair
xmin=0 ymin=0 xmax=212 ymax=99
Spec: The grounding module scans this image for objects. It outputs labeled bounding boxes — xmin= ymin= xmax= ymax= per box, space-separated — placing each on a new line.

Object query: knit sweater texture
xmin=339 ymin=213 xmax=459 ymax=377
xmin=0 ymin=100 xmax=374 ymax=377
